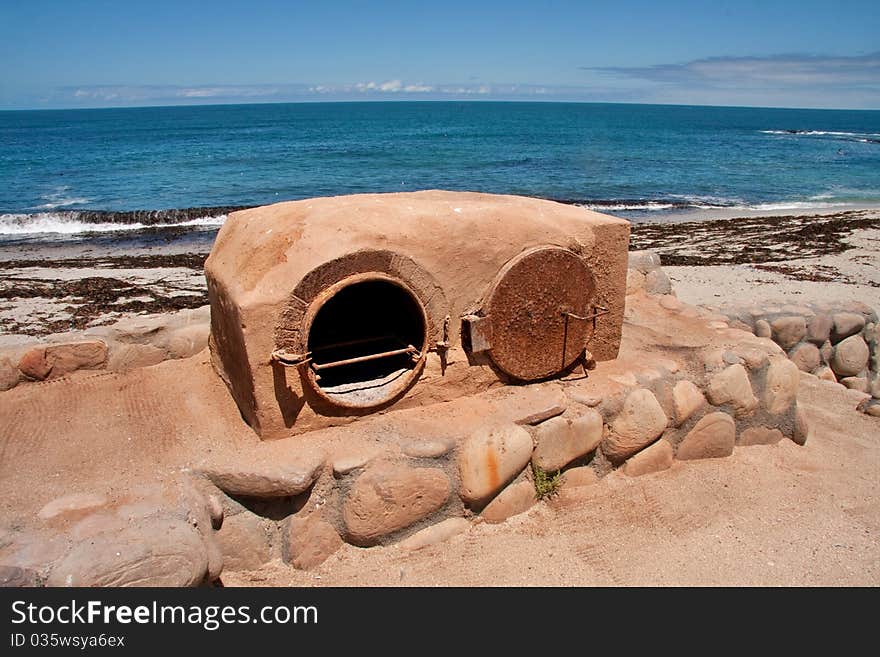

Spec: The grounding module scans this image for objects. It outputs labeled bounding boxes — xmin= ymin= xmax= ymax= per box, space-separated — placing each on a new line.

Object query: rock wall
xmin=714 ymin=301 xmax=879 ymax=415
xmin=0 ymin=306 xmax=210 ymax=392
xmin=182 ymin=331 xmax=805 ymax=573
xmin=629 ymin=250 xmax=880 ymax=417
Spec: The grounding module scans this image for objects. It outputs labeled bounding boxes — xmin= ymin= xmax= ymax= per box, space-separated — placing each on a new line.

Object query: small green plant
xmin=532 ymin=463 xmax=563 ymax=500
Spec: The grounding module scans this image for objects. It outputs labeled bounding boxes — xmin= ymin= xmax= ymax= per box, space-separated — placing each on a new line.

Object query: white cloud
xmin=47 ymin=57 xmax=880 ymax=110
xmin=587 ymin=52 xmax=880 ymax=90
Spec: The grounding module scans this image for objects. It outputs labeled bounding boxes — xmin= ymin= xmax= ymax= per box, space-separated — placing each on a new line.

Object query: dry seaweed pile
xmin=630 ymin=210 xmax=879 ymax=266
xmin=0 ymin=254 xmax=208 ymax=335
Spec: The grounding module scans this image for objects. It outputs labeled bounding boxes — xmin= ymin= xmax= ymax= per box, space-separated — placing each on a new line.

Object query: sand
xmin=219 ymin=375 xmax=879 ymax=587
xmin=1 ymin=207 xmax=879 ymax=587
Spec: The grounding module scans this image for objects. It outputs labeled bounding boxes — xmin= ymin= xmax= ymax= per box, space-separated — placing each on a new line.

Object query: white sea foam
xmin=759 ymin=129 xmax=880 ymax=139
xmin=579 ymin=202 xmax=676 ymax=211
xmin=0 ymin=213 xmax=227 ymax=236
xmin=744 ymin=201 xmax=850 ymax=211
xmin=34 ymin=197 xmax=93 ymax=210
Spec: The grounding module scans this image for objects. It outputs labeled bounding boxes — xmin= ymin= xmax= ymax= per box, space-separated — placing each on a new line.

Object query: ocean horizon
xmin=2 ymin=100 xmax=879 ymax=244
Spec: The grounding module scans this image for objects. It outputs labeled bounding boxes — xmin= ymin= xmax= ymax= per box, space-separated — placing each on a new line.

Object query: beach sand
xmin=2 ymin=207 xmax=877 ymax=342
xmin=1 ymin=207 xmax=878 ymax=587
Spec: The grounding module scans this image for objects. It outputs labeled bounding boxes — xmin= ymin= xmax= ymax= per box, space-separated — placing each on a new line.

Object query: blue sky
xmin=1 ymin=0 xmax=878 ymax=109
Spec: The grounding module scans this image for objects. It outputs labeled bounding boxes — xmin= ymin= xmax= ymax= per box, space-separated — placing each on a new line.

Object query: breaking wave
xmin=567 ymin=198 xmax=737 ymax=212
xmin=0 ymin=206 xmax=246 ymax=236
xmin=759 ymin=129 xmax=880 ymax=144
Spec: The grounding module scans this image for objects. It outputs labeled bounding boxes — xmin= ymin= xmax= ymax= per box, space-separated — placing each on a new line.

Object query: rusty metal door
xmin=463 ymin=246 xmax=597 ymax=381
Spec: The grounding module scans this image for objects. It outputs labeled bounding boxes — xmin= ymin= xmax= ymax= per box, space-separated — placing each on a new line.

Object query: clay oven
xmin=205 ymin=191 xmax=630 ymax=438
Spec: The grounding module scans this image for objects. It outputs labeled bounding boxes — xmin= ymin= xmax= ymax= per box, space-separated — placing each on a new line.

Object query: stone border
xmin=0 ymin=306 xmax=210 ymax=391
xmin=714 ymin=299 xmax=879 ymax=413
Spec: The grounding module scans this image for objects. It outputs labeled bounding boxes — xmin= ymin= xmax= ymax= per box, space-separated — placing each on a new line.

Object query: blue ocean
xmin=1 ymin=101 xmax=879 ymax=242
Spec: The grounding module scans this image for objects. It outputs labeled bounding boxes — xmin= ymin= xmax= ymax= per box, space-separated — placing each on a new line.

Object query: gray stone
xmin=780 ymin=304 xmax=814 ymax=317
xmin=626 ymin=269 xmax=646 ymax=295
xmin=399 ymin=518 xmax=470 ymax=551
xmin=770 ymin=316 xmax=807 ymax=350
xmin=831 ymin=335 xmax=869 ymax=377
xmin=676 ymin=413 xmax=736 ymax=460
xmin=707 ymin=364 xmax=758 ymax=415
xmin=789 ymin=342 xmax=821 ymax=373
xmin=672 ymin=380 xmax=705 ymax=426
xmin=842 ymin=300 xmax=873 ymax=315
xmin=729 ymin=319 xmax=754 ymax=332
xmin=164 ymin=325 xmax=209 ymax=359
xmin=205 ymin=537 xmax=223 ymax=583
xmin=763 ymin=358 xmax=800 ymax=414
xmin=0 ymin=357 xmax=20 ymax=391
xmin=733 ymin=346 xmax=770 ymax=371
xmin=645 ymin=269 xmax=673 ymax=296
xmin=458 ymin=424 xmax=533 ymax=506
xmin=562 ymin=466 xmax=599 ymax=488
xmin=722 ymin=350 xmax=743 ymax=365
xmin=603 ymin=388 xmax=668 ymax=463
xmin=806 ymin=314 xmax=832 ymax=344
xmin=832 ymin=312 xmax=866 ymax=342
xmin=106 ymin=343 xmax=167 ymax=371
xmin=46 ymin=517 xmax=210 ymax=587
xmin=216 ymin=511 xmax=272 ymax=571
xmin=284 ymin=514 xmax=342 ymax=570
xmin=755 ymin=319 xmax=772 ymax=339
xmin=481 ymin=481 xmax=537 ymax=524
xmin=343 ymin=464 xmax=450 ymax=545
xmin=856 ymin=398 xmax=880 ymax=416
xmin=515 ymin=404 xmax=566 ymax=426
xmin=628 ymin=250 xmax=662 ymax=274
xmin=869 ymin=375 xmax=880 ymax=398
xmin=819 ymin=340 xmax=834 ymax=364
xmin=623 ymin=439 xmax=673 ymax=477
xmin=840 ymin=376 xmax=868 ymax=393
xmin=402 ymin=439 xmax=453 ymax=459
xmin=567 ymin=390 xmax=602 ymax=407
xmin=199 ymin=450 xmax=325 ymax=498
xmin=813 ymin=366 xmax=837 ymax=383
xmin=739 ymin=426 xmax=784 ymax=446
xmin=659 ymin=295 xmax=683 ymax=311
xmin=0 ymin=565 xmax=39 ymax=587
xmin=18 ymin=340 xmax=108 ymax=381
xmin=792 ymin=406 xmax=809 ymax=445
xmin=532 ymin=410 xmax=603 ymax=472
xmin=331 ymin=449 xmax=378 ymax=476
xmin=0 ymin=529 xmax=70 ymax=575
xmin=206 ymin=494 xmax=224 ymax=530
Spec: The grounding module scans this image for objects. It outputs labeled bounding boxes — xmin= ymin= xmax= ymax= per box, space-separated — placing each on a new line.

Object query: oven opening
xmin=306 ymin=278 xmax=427 ymax=404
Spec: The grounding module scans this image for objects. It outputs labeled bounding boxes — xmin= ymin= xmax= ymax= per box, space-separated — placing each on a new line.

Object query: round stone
xmin=830 ymin=335 xmax=869 ymax=377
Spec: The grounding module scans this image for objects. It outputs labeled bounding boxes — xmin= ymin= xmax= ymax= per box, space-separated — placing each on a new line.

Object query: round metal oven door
xmin=465 ymin=246 xmax=597 ymax=381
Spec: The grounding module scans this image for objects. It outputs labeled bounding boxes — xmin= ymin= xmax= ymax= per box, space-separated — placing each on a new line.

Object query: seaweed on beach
xmin=630 ymin=210 xmax=880 ymax=266
xmin=0 ymin=275 xmax=208 ymax=335
xmin=0 ymin=252 xmax=207 ymax=272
